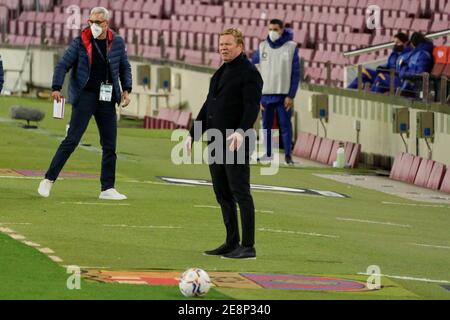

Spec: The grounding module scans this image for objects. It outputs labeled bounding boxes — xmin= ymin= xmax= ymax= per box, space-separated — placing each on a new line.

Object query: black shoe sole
xmin=221 ymin=256 xmax=256 ymax=260
xmin=202 ymin=252 xmax=223 ymax=256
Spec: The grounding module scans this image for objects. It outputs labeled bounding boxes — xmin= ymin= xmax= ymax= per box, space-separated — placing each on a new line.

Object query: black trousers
xmin=45 ymin=90 xmax=117 ymax=191
xmin=208 ymin=162 xmax=255 ymax=247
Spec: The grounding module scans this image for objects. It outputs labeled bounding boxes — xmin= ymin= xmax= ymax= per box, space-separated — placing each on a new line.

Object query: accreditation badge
xmin=99 ymin=82 xmax=113 ymax=102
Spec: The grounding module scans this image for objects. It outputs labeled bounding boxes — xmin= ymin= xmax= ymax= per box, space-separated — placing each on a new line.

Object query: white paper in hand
xmin=53 ymin=97 xmax=65 ymax=119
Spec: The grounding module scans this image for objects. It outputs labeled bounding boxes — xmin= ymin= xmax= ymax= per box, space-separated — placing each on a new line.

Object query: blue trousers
xmin=262 ymin=100 xmax=293 ymax=157
xmin=371 ymin=74 xmax=401 ymax=93
xmin=347 ymin=68 xmax=378 ymax=89
xmin=45 ymin=90 xmax=117 ymax=191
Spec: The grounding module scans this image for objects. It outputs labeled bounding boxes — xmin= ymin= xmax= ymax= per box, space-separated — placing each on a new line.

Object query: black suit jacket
xmin=190 ymin=53 xmax=263 ymax=141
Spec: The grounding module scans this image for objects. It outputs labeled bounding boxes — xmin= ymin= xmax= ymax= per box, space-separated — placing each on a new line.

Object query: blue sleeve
xmin=251 ymin=48 xmax=260 ymax=65
xmin=52 ymin=37 xmax=80 ymax=91
xmin=400 ymin=52 xmax=433 ymax=79
xmin=119 ymin=38 xmax=132 ymax=93
xmin=0 ymin=57 xmax=4 ymax=92
xmin=288 ymin=46 xmax=300 ymax=98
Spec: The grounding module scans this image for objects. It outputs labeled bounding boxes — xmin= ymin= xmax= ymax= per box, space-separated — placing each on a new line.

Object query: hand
xmin=121 ymin=91 xmax=131 ymax=107
xmin=260 ymin=103 xmax=265 ymax=112
xmin=227 ymin=132 xmax=244 ymax=152
xmin=185 ymin=136 xmax=193 ymax=156
xmin=284 ymin=97 xmax=293 ymax=111
xmin=52 ymin=90 xmax=62 ymax=103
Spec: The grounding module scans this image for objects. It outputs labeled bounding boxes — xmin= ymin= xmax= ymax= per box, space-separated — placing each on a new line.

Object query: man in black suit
xmin=186 ymin=28 xmax=263 ymax=259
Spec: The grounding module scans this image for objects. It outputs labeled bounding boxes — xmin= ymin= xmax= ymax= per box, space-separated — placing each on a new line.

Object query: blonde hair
xmin=219 ymin=28 xmax=245 ymax=50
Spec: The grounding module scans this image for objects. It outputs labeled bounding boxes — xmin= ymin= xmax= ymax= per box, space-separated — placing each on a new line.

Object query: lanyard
xmin=92 ymin=38 xmax=109 ymax=83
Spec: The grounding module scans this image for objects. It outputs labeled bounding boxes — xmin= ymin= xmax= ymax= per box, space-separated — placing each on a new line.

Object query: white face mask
xmin=269 ymin=30 xmax=281 ymax=42
xmin=90 ymin=23 xmax=103 ymax=39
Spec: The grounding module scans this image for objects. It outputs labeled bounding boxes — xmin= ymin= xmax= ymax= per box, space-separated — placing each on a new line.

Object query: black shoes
xmin=221 ymin=246 xmax=256 ymax=260
xmin=203 ymin=243 xmax=239 ymax=256
xmin=257 ymin=154 xmax=273 ymax=163
xmin=285 ymin=154 xmax=295 ymax=165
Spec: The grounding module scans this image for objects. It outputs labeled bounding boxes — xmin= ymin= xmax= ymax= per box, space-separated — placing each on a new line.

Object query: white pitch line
xmin=116 ymin=280 xmax=147 ymax=285
xmin=22 ymin=241 xmax=41 ymax=247
xmin=39 ymin=248 xmax=55 ymax=254
xmin=194 ymin=205 xmax=275 ymax=214
xmin=48 ymin=256 xmax=63 ymax=263
xmin=9 ymin=234 xmax=26 ymax=240
xmin=124 ymin=180 xmax=194 ymax=187
xmin=382 ymin=201 xmax=448 ymax=208
xmin=0 ymin=222 xmax=32 ymax=225
xmin=0 ymin=227 xmax=16 ymax=233
xmin=357 ymin=272 xmax=450 ymax=284
xmin=103 ymin=224 xmax=181 ymax=229
xmin=336 ymin=217 xmax=411 ymax=228
xmin=59 ymin=202 xmax=130 ymax=206
xmin=0 ymin=175 xmax=42 ymax=180
xmin=62 ymin=265 xmax=111 ymax=269
xmin=410 ymin=243 xmax=450 ymax=250
xmin=258 ymin=227 xmax=339 ymax=239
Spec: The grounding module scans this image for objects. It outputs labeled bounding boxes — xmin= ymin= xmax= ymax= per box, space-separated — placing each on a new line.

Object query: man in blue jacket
xmin=397 ymin=32 xmax=434 ymax=96
xmin=348 ymin=32 xmax=410 ymax=91
xmin=38 ymin=7 xmax=132 ymax=200
xmin=0 ymin=54 xmax=4 ymax=93
xmin=370 ymin=33 xmax=411 ymax=93
xmin=252 ymin=19 xmax=300 ymax=165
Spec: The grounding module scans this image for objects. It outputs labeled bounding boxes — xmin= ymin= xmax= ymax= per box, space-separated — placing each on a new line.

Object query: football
xmin=179 ymin=268 xmax=212 ymax=297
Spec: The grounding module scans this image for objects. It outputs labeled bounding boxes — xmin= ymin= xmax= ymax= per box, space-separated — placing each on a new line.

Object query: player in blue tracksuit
xmin=397 ymin=32 xmax=434 ymax=96
xmin=348 ymin=32 xmax=410 ymax=91
xmin=252 ymin=19 xmax=300 ymax=165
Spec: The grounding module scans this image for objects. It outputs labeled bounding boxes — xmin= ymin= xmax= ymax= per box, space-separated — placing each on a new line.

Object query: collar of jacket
xmin=266 ymin=28 xmax=294 ymax=49
xmin=81 ymin=27 xmax=114 ymax=65
xmin=223 ymin=52 xmax=246 ymax=68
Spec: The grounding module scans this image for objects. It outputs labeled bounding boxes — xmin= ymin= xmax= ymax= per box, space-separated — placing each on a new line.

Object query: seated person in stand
xmin=347 ymin=32 xmax=410 ymax=91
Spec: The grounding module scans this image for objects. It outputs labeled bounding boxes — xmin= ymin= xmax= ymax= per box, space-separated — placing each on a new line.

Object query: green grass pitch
xmin=0 ymin=96 xmax=449 ymax=299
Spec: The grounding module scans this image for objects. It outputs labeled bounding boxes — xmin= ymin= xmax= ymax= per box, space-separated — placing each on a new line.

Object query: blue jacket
xmin=252 ymin=29 xmax=300 ymax=103
xmin=52 ymin=28 xmax=132 ymax=105
xmin=398 ymin=41 xmax=434 ymax=80
xmin=0 ymin=55 xmax=4 ymax=92
xmin=377 ymin=47 xmax=411 ymax=72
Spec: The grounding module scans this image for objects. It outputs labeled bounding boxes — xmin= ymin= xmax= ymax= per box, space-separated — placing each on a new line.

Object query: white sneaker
xmin=38 ymin=179 xmax=53 ymax=198
xmin=99 ymin=188 xmax=127 ymax=200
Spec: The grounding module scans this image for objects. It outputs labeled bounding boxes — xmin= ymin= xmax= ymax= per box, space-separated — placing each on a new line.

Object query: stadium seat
xmin=144 ymin=107 xmax=178 ymax=129
xmin=347 ymin=143 xmax=360 ymax=168
xmin=327 ymin=140 xmax=340 ymax=166
xmin=413 ymin=159 xmax=435 ymax=188
xmin=175 ymin=111 xmax=192 ymax=129
xmin=316 ymin=137 xmax=333 ymax=164
xmin=444 ymin=49 xmax=450 ymax=78
xmin=407 ymin=156 xmax=422 ymax=184
xmin=310 ymin=136 xmax=323 ymax=161
xmin=439 ymin=167 xmax=450 ymax=194
xmin=398 ymin=153 xmax=414 ymax=182
xmin=389 ymin=152 xmax=404 ymax=180
xmin=301 ymin=133 xmax=316 ymax=159
xmin=426 ymin=162 xmax=445 ymax=190
xmin=292 ymin=131 xmax=310 ymax=157
xmin=431 ymin=45 xmax=449 ymax=77
xmin=343 ymin=142 xmax=354 ymax=166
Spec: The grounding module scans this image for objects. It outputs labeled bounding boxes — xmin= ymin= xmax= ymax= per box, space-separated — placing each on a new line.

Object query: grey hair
xmin=90 ymin=7 xmax=109 ymax=20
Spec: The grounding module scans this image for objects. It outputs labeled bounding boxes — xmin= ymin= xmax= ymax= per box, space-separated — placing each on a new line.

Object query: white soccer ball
xmin=179 ymin=268 xmax=212 ymax=297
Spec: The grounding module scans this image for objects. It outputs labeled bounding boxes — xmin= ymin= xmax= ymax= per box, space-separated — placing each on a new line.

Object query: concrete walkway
xmin=315 ymin=173 xmax=450 ymax=204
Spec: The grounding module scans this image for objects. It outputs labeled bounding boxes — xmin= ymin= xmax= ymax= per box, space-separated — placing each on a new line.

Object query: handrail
xmin=343 ymin=29 xmax=450 ymax=58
